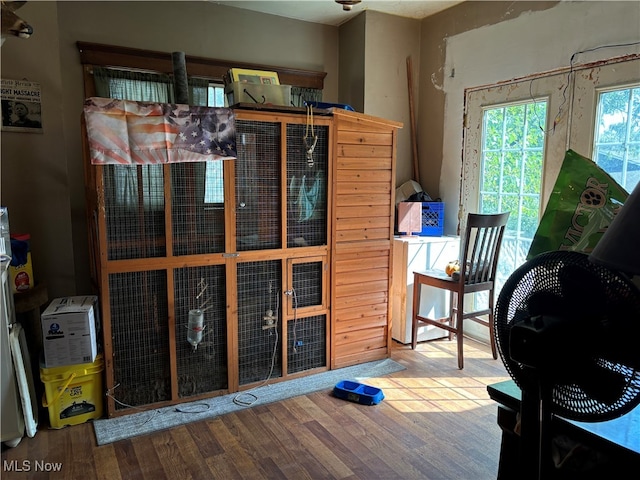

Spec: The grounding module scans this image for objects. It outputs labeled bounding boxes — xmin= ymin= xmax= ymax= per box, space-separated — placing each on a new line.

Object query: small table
xmin=487 ymin=380 xmax=640 ymax=479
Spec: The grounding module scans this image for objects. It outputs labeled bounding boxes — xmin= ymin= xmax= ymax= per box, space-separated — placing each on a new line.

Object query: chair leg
xmin=456 ymin=290 xmax=465 ymax=370
xmin=448 ymin=291 xmax=455 ymax=341
xmin=411 ymin=276 xmax=421 ymax=350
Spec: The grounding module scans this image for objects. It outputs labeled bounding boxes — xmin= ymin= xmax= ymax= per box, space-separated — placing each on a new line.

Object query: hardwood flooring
xmin=2 ymin=338 xmax=510 ymax=479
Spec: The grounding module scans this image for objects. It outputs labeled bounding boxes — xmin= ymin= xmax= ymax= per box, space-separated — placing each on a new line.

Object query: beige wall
xmin=364 ymin=11 xmax=420 ymax=187
xmin=338 ymin=12 xmax=365 ymax=112
xmin=418 ymin=1 xmax=559 ymax=215
xmin=1 ymin=1 xmax=339 ymax=298
xmin=337 ymin=11 xmax=421 ymax=188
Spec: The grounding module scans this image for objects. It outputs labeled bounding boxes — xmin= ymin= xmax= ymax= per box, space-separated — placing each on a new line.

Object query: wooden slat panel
xmin=335 ymin=250 xmax=389 ymax=269
xmin=335 ymin=267 xmax=389 ymax=285
xmin=337 ymin=144 xmax=393 ymax=158
xmin=335 ymin=239 xmax=392 ymax=254
xmin=331 ymin=290 xmax=388 ymax=308
xmin=335 ymin=193 xmax=391 ymax=207
xmin=336 ymin=205 xmax=390 ymax=218
xmin=336 ymin=228 xmax=390 ymax=242
xmin=337 ymin=130 xmax=393 ymax=146
xmin=337 ymin=157 xmax=392 ymax=169
xmin=335 ymin=318 xmax=388 ymax=337
xmin=332 ymin=111 xmax=402 ymax=131
xmin=335 ymin=216 xmax=390 ymax=231
xmin=336 ymin=182 xmax=391 ymax=195
xmin=332 ymin=348 xmax=387 ymax=368
xmin=335 ymin=325 xmax=387 ymax=346
xmin=331 ymin=111 xmax=400 ymax=369
xmin=334 ymin=279 xmax=389 ymax=297
xmin=336 ymin=170 xmax=393 ymax=183
xmin=334 ymin=298 xmax=389 ymax=318
xmin=333 ymin=336 xmax=388 ymax=357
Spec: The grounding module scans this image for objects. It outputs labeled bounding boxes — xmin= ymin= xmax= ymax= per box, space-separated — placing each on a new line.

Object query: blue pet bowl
xmin=333 ymin=380 xmax=384 ymax=405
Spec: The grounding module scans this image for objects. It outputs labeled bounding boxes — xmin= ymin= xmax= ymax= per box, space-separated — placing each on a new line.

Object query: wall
xmin=0 ymin=1 xmax=75 ymax=297
xmin=420 ymin=1 xmax=639 ymax=236
xmin=364 ymin=11 xmax=420 ymax=187
xmin=338 ymin=11 xmax=421 ymax=188
xmin=338 ymin=12 xmax=365 ymax=112
xmin=418 ymin=1 xmax=559 ymax=230
xmin=1 ymin=1 xmax=339 ymax=299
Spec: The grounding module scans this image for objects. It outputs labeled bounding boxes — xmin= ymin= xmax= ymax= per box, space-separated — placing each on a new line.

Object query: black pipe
xmin=172 ymin=51 xmax=189 ymax=104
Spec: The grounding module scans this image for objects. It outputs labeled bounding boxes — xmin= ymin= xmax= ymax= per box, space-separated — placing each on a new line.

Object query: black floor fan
xmin=494 ymin=250 xmax=640 ymax=480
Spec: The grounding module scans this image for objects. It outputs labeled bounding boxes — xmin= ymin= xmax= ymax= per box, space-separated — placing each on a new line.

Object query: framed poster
xmin=1 ymin=79 xmax=43 ymax=133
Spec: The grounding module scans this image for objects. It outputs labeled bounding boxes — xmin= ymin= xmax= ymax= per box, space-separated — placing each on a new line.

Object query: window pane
xmin=594 ymin=85 xmax=640 ymax=192
xmin=204 ymin=161 xmax=224 ymax=203
xmin=480 ymin=100 xmax=547 ymax=291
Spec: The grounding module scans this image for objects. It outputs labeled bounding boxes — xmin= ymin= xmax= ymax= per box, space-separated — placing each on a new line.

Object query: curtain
xmin=92 ymin=67 xmax=213 ymax=209
xmin=291 ymin=87 xmax=322 ymax=107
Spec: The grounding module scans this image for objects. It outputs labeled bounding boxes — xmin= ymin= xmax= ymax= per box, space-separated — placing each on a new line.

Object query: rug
xmin=93 ymin=358 xmax=405 ymax=445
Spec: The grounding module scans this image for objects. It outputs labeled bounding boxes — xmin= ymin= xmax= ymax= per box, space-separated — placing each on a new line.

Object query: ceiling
xmin=213 ymin=1 xmax=465 ymax=27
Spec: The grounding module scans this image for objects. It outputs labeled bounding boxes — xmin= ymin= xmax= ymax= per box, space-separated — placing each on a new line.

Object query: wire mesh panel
xmin=102 ymin=165 xmax=166 ymax=260
xmin=174 ymin=265 xmax=228 ymax=397
xmin=236 ymin=120 xmax=281 ymax=251
xmin=292 ymin=261 xmax=323 ymax=308
xmin=237 ymin=260 xmax=282 ymax=385
xmin=108 ymin=270 xmax=170 ymax=410
xmin=287 ymin=123 xmax=328 ymax=248
xmin=171 ymin=162 xmax=225 ymax=256
xmin=287 ymin=314 xmax=326 ymax=374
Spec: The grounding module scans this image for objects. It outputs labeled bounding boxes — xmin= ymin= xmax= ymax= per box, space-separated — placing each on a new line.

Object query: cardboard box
xmin=41 ymin=296 xmax=98 ymax=368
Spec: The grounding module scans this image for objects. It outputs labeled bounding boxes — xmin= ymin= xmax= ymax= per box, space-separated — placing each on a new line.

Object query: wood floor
xmin=2 ymin=338 xmax=511 ymax=480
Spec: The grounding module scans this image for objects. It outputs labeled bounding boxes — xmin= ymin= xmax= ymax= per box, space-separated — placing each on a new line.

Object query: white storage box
xmin=41 ymin=296 xmax=98 ymax=368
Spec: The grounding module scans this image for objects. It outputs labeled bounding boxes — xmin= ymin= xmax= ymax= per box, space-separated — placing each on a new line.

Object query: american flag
xmin=84 ymin=98 xmax=236 ymax=165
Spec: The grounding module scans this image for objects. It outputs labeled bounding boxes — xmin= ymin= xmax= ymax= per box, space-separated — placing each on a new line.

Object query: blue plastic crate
xmin=419 ymin=202 xmax=444 ymax=236
xmin=333 ymin=380 xmax=385 ymax=405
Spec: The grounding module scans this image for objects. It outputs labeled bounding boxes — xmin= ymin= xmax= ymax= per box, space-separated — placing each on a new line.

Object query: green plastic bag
xmin=527 ymin=149 xmax=628 ymax=260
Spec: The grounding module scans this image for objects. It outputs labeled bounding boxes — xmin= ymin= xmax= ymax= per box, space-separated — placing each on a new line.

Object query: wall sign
xmin=1 ymin=79 xmax=43 ymax=133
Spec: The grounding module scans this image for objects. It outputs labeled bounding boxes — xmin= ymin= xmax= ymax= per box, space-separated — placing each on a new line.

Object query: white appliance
xmin=392 ymin=235 xmax=460 ymax=344
xmin=1 ymin=255 xmax=24 ymax=447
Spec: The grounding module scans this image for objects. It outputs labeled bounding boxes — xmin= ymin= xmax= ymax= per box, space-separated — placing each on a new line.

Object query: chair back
xmin=459 ymin=212 xmax=510 ymax=285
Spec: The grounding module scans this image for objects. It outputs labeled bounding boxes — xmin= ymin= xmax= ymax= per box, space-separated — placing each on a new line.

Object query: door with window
xmin=462 ymin=55 xmax=640 ymax=340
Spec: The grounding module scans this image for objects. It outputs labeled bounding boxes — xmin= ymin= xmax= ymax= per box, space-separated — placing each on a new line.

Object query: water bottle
xmin=187 ymin=309 xmax=205 ymax=351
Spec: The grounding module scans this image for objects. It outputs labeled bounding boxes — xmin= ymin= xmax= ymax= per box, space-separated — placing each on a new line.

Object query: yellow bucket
xmin=40 ymin=354 xmax=104 ymax=429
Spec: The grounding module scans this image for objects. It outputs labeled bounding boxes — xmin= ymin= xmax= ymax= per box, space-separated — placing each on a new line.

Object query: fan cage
xmin=495 ymin=250 xmax=640 ymax=421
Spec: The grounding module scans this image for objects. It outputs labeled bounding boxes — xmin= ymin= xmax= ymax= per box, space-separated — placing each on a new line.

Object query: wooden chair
xmin=411 ymin=212 xmax=510 ymax=369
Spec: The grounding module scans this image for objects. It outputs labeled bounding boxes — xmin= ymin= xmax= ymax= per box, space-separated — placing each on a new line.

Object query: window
xmin=480 ymin=100 xmax=547 ymax=288
xmin=204 ymin=83 xmax=226 ymax=204
xmin=593 ymin=85 xmax=640 ymax=192
xmin=463 ymin=55 xmax=640 ymax=342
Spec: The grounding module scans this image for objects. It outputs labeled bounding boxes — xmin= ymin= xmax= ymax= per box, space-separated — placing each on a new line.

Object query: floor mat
xmin=93 ymin=358 xmax=405 ymax=445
